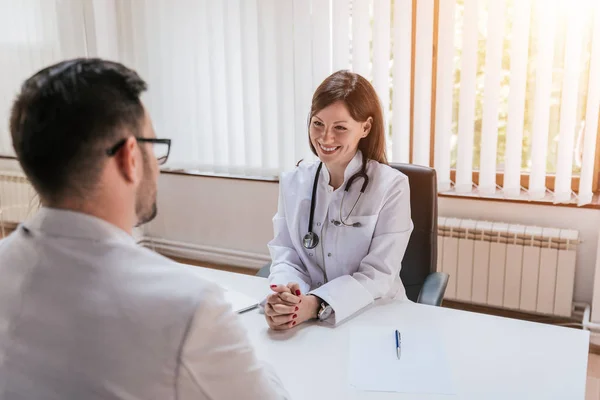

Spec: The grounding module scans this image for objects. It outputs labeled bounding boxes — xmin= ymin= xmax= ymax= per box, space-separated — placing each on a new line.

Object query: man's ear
xmin=362 ymin=117 xmax=373 ymax=138
xmin=117 ymin=137 xmax=139 ymax=184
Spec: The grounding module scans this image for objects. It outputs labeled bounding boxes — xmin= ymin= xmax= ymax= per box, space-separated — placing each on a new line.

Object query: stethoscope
xmin=302 ymin=160 xmax=369 ymax=249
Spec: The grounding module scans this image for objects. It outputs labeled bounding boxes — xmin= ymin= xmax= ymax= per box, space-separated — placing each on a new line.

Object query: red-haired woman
xmin=265 ymin=70 xmax=413 ymax=330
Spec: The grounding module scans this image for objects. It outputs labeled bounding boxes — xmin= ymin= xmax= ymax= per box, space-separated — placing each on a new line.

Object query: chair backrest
xmin=390 ymin=163 xmax=438 ymax=302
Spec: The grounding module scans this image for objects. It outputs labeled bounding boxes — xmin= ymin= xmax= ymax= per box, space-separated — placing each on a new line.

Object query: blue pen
xmin=395 ymin=330 xmax=401 ymax=360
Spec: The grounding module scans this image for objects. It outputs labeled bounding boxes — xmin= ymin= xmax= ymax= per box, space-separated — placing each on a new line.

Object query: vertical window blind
xmin=0 ymin=0 xmax=91 ymax=156
xmin=115 ymin=0 xmax=414 ymax=177
xmin=436 ymin=0 xmax=600 ymax=205
xmin=1 ymin=0 xmax=599 ymax=205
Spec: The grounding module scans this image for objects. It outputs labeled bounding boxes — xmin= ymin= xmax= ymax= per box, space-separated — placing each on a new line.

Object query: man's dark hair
xmin=9 ymin=58 xmax=148 ymax=203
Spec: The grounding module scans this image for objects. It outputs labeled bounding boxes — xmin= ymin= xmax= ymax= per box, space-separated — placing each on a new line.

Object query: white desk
xmin=194 ymin=267 xmax=590 ymax=400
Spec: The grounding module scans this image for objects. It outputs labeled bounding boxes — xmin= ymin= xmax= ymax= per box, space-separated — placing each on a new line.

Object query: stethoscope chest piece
xmin=303 ymin=232 xmax=319 ymax=249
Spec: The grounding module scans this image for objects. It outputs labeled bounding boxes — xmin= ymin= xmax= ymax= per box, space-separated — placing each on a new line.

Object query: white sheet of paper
xmin=197 ymin=274 xmax=258 ymax=313
xmin=222 ymin=289 xmax=259 ymax=313
xmin=348 ymin=326 xmax=455 ymax=394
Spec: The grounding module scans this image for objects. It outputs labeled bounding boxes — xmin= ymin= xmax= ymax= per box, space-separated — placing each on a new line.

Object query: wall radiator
xmin=0 ymin=171 xmax=38 ymax=231
xmin=438 ymin=217 xmax=579 ymax=317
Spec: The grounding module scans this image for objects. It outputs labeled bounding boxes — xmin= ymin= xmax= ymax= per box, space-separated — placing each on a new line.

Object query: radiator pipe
xmin=574 ymin=302 xmax=600 ymax=331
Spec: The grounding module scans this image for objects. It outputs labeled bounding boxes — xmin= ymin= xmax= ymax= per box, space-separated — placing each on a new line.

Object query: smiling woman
xmin=263 ymin=70 xmax=414 ymax=330
xmin=307 ymin=71 xmax=386 ymax=189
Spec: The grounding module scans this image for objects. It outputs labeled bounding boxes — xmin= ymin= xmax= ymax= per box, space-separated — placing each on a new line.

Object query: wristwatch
xmin=317 ymin=300 xmax=333 ymax=321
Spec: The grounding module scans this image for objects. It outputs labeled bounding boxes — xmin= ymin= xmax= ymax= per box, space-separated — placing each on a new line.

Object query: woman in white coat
xmin=264 ymin=70 xmax=414 ymax=330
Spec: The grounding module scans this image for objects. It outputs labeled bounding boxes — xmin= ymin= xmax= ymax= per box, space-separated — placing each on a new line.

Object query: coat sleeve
xmin=266 ymin=175 xmax=312 ymax=294
xmin=177 ymin=284 xmax=291 ymax=399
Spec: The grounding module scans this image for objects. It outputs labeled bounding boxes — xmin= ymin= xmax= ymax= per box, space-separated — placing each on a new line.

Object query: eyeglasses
xmin=106 ymin=137 xmax=172 ymax=165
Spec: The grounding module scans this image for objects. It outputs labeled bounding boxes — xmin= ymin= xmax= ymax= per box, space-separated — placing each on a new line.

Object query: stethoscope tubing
xmin=302 ymin=158 xmax=369 ymax=249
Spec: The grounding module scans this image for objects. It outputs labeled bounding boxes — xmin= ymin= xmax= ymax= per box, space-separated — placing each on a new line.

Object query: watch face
xmin=319 ymin=306 xmax=333 ymax=320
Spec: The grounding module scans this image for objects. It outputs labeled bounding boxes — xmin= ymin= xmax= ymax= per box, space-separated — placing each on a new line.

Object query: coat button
xmin=317 ymin=222 xmax=321 ymax=226
xmin=327 ymin=253 xmax=332 ymax=257
xmin=309 ymin=253 xmax=313 ymax=256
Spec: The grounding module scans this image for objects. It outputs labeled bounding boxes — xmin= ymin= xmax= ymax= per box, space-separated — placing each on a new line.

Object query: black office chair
xmin=256 ymin=163 xmax=449 ymax=306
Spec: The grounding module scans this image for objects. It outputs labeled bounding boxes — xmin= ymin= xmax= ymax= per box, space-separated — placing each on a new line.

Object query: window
xmin=1 ymin=0 xmax=599 ymax=206
xmin=439 ymin=0 xmax=600 ymax=204
xmin=0 ymin=0 xmax=97 ymax=156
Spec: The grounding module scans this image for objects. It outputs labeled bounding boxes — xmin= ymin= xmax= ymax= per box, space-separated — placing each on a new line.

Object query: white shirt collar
xmin=321 ymin=150 xmax=364 ymax=188
xmin=23 ymin=207 xmax=136 ymax=244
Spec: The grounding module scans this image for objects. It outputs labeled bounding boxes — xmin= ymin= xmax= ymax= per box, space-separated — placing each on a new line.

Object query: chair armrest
xmin=416 ymin=272 xmax=449 ymax=307
xmin=255 ymin=262 xmax=271 ymax=278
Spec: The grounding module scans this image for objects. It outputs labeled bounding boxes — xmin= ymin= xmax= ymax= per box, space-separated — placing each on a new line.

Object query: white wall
xmin=146 ymin=173 xmax=600 ymax=308
xmin=145 ymin=173 xmax=279 ymax=268
xmin=0 ymin=158 xmax=21 ymax=172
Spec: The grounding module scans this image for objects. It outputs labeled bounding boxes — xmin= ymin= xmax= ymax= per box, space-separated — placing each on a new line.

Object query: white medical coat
xmin=268 ymin=151 xmax=414 ymax=324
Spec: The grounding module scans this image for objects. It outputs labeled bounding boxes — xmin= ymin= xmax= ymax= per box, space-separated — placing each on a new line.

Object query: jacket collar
xmin=23 ymin=207 xmax=135 ymax=244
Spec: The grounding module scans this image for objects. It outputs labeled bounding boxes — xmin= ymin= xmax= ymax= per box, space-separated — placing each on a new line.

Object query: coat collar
xmin=321 ymin=150 xmax=364 ymax=188
xmin=23 ymin=207 xmax=135 ymax=244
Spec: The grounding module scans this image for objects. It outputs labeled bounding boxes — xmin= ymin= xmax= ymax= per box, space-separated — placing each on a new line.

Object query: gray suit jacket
xmin=0 ymin=208 xmax=288 ymax=399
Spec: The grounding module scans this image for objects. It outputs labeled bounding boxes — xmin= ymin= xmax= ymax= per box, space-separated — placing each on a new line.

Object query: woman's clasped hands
xmin=264 ymin=283 xmax=321 ymax=330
